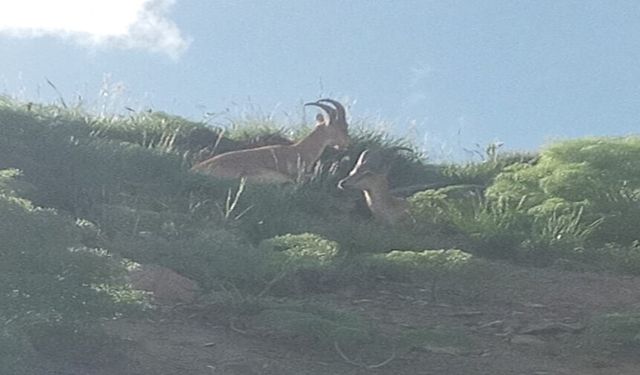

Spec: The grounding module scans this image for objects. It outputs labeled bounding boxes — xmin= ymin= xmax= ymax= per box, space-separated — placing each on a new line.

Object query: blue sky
xmin=1 ymin=0 xmax=640 ymax=160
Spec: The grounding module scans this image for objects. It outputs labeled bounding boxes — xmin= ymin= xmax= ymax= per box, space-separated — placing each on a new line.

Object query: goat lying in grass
xmin=191 ymin=99 xmax=350 ymax=183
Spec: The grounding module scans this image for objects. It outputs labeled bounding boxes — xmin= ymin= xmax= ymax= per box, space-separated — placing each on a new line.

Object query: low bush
xmin=109 ymin=227 xmax=275 ymax=293
xmin=410 ymin=138 xmax=638 ymax=267
xmin=410 ymin=189 xmax=531 ymax=260
xmin=488 ymin=137 xmax=640 ymax=246
xmin=0 ymin=169 xmax=143 ymax=365
xmin=372 ymin=249 xmax=474 ymax=301
xmin=0 ymin=171 xmax=143 ymax=326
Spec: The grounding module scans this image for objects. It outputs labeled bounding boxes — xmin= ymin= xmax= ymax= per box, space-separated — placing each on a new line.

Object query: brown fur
xmin=191 ymin=99 xmax=349 ymax=183
xmin=338 ymin=149 xmax=411 ymax=225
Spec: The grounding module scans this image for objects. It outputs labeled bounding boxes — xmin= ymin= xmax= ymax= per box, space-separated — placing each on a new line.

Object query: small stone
xmin=128 ymin=263 xmax=200 ymax=305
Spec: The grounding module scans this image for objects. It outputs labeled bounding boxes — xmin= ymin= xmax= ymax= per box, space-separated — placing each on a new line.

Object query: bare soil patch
xmin=36 ymin=262 xmax=640 ymax=375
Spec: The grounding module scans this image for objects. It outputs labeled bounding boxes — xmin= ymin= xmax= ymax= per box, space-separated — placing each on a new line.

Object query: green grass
xmin=4 ymin=96 xmax=640 ymax=368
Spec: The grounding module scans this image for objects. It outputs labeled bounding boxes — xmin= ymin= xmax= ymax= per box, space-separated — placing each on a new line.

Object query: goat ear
xmin=315 ymin=113 xmax=326 ymax=126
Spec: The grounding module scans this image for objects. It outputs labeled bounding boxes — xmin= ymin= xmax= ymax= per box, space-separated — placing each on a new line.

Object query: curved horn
xmin=317 ymin=99 xmax=346 ymax=123
xmin=304 ymin=102 xmax=337 ymax=124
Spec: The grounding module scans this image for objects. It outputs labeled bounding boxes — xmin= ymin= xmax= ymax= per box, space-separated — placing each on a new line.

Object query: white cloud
xmin=0 ymin=0 xmax=190 ymax=59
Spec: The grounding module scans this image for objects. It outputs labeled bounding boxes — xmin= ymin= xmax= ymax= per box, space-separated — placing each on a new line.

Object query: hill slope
xmin=1 ymin=98 xmax=640 ymax=374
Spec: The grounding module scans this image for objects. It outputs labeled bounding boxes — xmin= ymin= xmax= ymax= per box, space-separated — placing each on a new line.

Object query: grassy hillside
xmin=2 ymin=96 xmax=640 ymax=372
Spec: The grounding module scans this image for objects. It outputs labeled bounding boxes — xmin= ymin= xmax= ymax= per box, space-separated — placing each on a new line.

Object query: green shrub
xmin=380 ymin=249 xmax=472 ymax=273
xmin=409 ymin=138 xmax=640 ymax=265
xmin=374 ymin=249 xmax=473 ymax=301
xmin=488 ymin=137 xmax=640 ymax=246
xmin=231 ymin=183 xmax=339 ymax=243
xmin=109 ymin=227 xmax=276 ymax=293
xmin=0 ymin=109 xmax=190 ymax=214
xmin=219 ymin=181 xmax=434 ymax=255
xmin=0 ymin=169 xmax=143 ymax=366
xmin=223 ymin=116 xmax=291 ymax=143
xmin=257 ymin=233 xmax=343 ymax=295
xmin=262 ymin=233 xmax=339 ymax=266
xmin=441 ymin=151 xmax=537 ymax=187
xmin=0 ymin=190 xmax=142 ymax=329
xmin=89 ymin=111 xmax=219 ymax=152
xmin=410 ymin=190 xmax=530 ymax=259
xmin=0 ymin=99 xmax=217 ymax=217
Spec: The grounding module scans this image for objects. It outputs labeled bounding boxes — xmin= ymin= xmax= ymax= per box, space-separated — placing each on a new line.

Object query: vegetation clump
xmin=0 ymin=169 xmax=143 ymax=370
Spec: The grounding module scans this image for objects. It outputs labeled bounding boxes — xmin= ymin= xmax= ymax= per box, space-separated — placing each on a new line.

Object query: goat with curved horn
xmin=305 ymin=102 xmax=337 ymax=124
xmin=191 ymin=99 xmax=350 ymax=183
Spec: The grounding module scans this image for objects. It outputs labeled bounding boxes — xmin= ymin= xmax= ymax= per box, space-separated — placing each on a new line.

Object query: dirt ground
xmin=36 ymin=261 xmax=640 ymax=375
